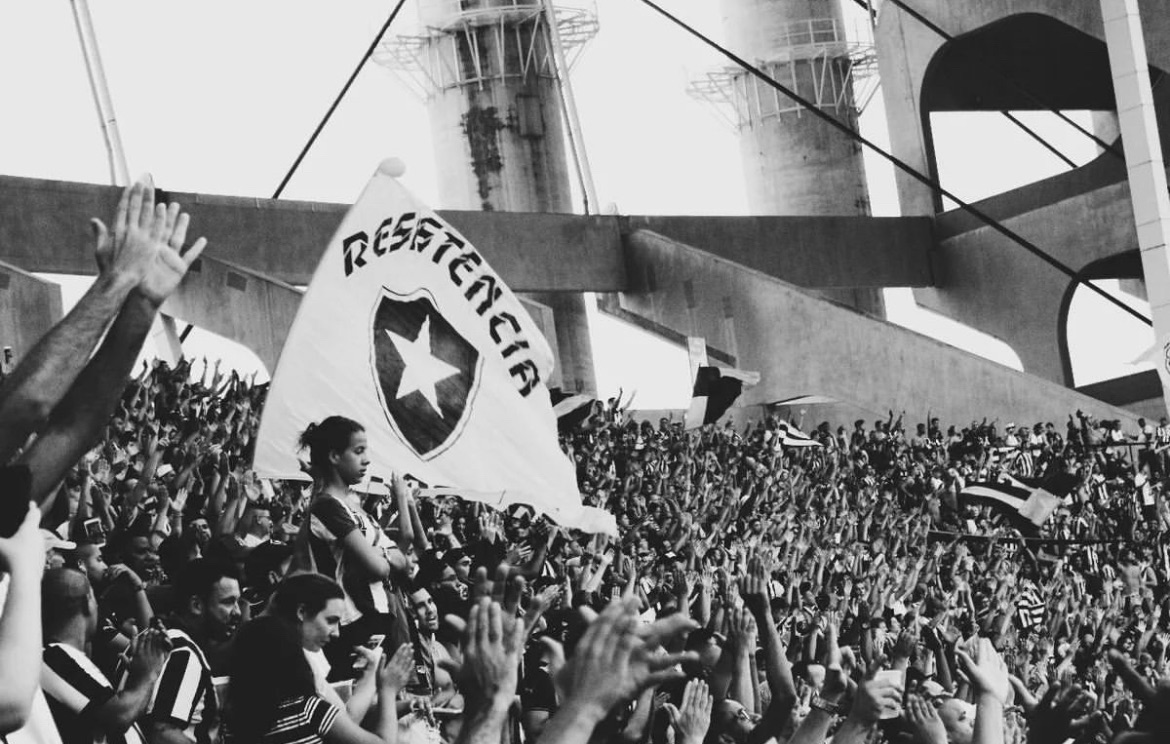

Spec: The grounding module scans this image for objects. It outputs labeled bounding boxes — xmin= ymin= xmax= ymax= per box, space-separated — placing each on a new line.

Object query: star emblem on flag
xmin=371 ymin=289 xmax=481 ymax=459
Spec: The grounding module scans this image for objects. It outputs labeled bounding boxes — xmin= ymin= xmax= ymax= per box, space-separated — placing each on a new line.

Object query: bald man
xmin=40 ymin=567 xmax=169 ymax=744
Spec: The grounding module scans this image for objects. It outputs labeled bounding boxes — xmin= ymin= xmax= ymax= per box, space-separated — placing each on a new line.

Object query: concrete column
xmin=414 ymin=0 xmax=597 ymax=390
xmin=526 ymin=291 xmax=596 ymax=394
xmin=720 ymin=0 xmax=871 ymax=216
xmin=0 ymin=262 xmax=62 ymax=363
xmin=719 ymin=0 xmax=884 ymax=317
xmin=1102 ymin=0 xmax=1170 ymax=336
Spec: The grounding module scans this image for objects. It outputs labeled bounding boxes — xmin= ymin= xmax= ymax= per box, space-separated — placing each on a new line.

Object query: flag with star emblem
xmin=254 ymin=161 xmax=616 ymax=534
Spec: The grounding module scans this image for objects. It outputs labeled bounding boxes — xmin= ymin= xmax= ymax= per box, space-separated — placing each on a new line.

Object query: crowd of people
xmin=4 ymin=177 xmax=1170 ymax=744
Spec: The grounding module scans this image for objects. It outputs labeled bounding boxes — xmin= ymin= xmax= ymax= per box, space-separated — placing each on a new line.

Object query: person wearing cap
xmin=40 ymin=530 xmax=76 ymax=572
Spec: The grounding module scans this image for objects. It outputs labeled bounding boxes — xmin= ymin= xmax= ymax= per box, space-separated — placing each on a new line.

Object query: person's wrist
xmin=558 ymin=696 xmax=613 ymax=726
xmin=976 ymin=691 xmax=1007 ymax=710
xmin=95 ymin=269 xmax=138 ymax=297
xmin=811 ymin=693 xmax=843 ymax=714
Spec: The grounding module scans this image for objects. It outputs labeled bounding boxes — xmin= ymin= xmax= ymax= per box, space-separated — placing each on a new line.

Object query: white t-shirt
xmin=0 ymin=575 xmax=64 ymax=744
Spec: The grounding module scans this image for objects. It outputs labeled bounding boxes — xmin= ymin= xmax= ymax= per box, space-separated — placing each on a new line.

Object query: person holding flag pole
xmin=254 ymin=159 xmax=615 ymax=536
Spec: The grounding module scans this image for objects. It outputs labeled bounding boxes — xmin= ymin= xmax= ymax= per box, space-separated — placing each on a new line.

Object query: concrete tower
xmin=377 ymin=0 xmax=599 ymax=393
xmin=690 ymin=0 xmax=884 ymax=315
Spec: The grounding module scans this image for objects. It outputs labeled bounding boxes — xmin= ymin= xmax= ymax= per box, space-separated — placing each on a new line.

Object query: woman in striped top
xmin=222 ymin=615 xmax=413 ymax=744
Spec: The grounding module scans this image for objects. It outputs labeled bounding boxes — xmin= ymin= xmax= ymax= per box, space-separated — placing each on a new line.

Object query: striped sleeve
xmin=147 ymin=646 xmax=206 ymax=726
xmin=310 ymin=697 xmax=341 ymax=737
xmin=42 ymin=643 xmax=114 ymax=715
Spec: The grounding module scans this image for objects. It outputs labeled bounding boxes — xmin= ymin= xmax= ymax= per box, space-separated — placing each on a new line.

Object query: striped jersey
xmin=115 ymin=628 xmax=216 ymax=744
xmin=41 ymin=643 xmax=145 ymax=744
xmin=308 ymin=493 xmax=395 ymax=624
xmin=222 ymin=696 xmax=339 ymax=744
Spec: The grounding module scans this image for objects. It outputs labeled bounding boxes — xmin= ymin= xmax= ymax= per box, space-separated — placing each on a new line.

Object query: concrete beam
xmin=160 ymin=256 xmax=303 ymax=373
xmin=0 ymin=261 xmax=62 ymax=364
xmin=917 ymin=178 xmax=1144 ymax=386
xmin=0 ymin=176 xmax=932 ymax=291
xmin=613 ymin=229 xmax=1141 ymax=426
xmin=622 ymin=215 xmax=934 ymax=289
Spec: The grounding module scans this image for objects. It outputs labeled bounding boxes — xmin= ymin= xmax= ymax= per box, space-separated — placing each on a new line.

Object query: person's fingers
xmin=504 ymin=612 xmax=525 ymax=656
xmin=491 ymin=564 xmax=510 ymax=606
xmin=904 ymin=695 xmax=921 ymax=722
xmin=577 ymin=604 xmax=599 ymax=624
xmin=149 ymin=202 xmax=168 ymax=243
xmin=663 ymin=703 xmax=681 ymax=729
xmin=468 ymin=600 xmax=483 ymax=652
xmin=114 ymin=183 xmax=132 ymax=235
xmin=181 ymin=236 xmax=207 ymax=265
xmin=697 ymin=680 xmax=712 ymax=718
xmin=163 ymin=202 xmax=181 ymax=240
xmin=640 ymin=612 xmax=699 ymax=648
xmin=392 ymin=642 xmax=413 ymax=671
xmin=505 ymin=573 xmax=525 ymax=615
xmin=646 ymin=650 xmax=698 ymax=671
xmin=604 ymin=603 xmax=635 ymax=667
xmin=91 ymin=218 xmax=109 ymax=249
xmin=644 ymin=667 xmax=687 ymax=689
xmin=125 ymin=179 xmax=144 ymax=233
xmin=488 ymin=599 xmax=504 ymax=646
xmin=170 ymin=211 xmax=190 ymax=249
xmin=138 ymin=174 xmax=155 ymax=228
xmin=444 ymin=614 xmax=467 ymax=635
xmin=955 ymin=649 xmax=976 ymax=678
xmin=436 ymin=658 xmax=462 ymax=677
xmin=579 ymin=600 xmax=618 ymax=661
xmin=523 ymin=593 xmax=548 ymax=634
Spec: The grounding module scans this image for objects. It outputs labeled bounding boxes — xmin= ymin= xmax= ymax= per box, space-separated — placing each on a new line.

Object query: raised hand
xmin=378 ymin=643 xmax=416 ymax=695
xmin=739 ymin=557 xmax=771 ymax=619
xmin=904 ymin=694 xmax=947 ymax=744
xmin=461 ymin=598 xmax=525 ymax=705
xmin=848 ymin=671 xmax=903 ymax=724
xmin=91 ymin=176 xmax=207 ymax=305
xmin=558 ymin=597 xmax=695 ymax=718
xmin=891 ymin=628 xmax=919 ymax=663
xmin=726 ymin=606 xmax=758 ymax=651
xmin=663 ymin=679 xmax=713 ymax=744
xmin=956 ymin=637 xmax=1011 ymax=705
xmin=822 ymin=613 xmax=849 ymax=700
xmin=127 ymin=628 xmax=172 ymax=679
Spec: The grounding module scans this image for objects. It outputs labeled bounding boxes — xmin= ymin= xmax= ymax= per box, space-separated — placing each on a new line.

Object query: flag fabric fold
xmin=684 ymin=365 xmax=760 ymax=430
xmin=549 ymin=388 xmax=595 ymax=432
xmin=961 ymin=473 xmax=1079 ymax=531
xmin=253 ymin=162 xmax=615 ymax=535
xmin=775 ymin=421 xmax=822 ymax=448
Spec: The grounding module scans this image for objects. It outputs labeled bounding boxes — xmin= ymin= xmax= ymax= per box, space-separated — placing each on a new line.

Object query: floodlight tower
xmin=689 ymin=0 xmax=884 ymax=315
xmin=377 ymin=0 xmax=600 ymax=392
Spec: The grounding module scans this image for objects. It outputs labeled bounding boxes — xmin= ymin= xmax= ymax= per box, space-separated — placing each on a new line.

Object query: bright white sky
xmin=0 ymin=0 xmax=1154 ymax=407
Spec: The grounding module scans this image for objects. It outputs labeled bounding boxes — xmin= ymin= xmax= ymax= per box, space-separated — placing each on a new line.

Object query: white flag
xmin=254 ymin=162 xmax=615 ymax=535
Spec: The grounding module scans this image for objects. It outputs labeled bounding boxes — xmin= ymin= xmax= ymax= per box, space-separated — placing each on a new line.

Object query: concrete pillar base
xmin=524 ymin=291 xmax=597 ymax=395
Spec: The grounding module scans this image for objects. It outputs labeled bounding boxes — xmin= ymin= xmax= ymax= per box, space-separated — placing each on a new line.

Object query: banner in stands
xmin=254 ymin=161 xmax=616 ymax=534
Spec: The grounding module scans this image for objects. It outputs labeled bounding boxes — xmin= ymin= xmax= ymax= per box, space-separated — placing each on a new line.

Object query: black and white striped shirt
xmin=115 ymin=629 xmax=215 ymax=744
xmin=41 ymin=642 xmax=145 ymax=744
xmin=222 ymin=696 xmax=339 ymax=744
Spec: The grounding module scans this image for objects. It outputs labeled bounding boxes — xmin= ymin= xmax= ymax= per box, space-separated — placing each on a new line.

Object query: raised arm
xmin=0 ymin=505 xmax=44 ymax=734
xmin=18 ymin=184 xmax=206 ymax=503
xmin=0 ymin=179 xmax=160 ymax=461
